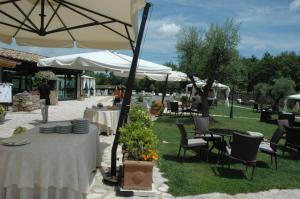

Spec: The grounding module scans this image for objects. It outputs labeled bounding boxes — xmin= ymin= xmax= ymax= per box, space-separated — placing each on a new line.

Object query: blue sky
xmin=0 ymin=0 xmax=300 ymax=65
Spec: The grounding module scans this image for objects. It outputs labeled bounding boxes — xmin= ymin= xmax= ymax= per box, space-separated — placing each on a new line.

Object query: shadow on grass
xmin=162 ymin=153 xmax=208 ymax=163
xmin=211 ymin=166 xmax=247 ymax=179
xmin=256 ymin=161 xmax=270 ymax=169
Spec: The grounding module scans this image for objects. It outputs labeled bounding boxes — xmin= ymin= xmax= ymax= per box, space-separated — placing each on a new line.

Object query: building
xmin=0 ymin=48 xmax=82 ymax=101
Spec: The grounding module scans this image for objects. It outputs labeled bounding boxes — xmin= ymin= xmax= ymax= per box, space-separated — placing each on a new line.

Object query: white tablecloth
xmin=0 ymin=122 xmax=100 ymax=199
xmin=84 ymin=108 xmax=120 ymax=135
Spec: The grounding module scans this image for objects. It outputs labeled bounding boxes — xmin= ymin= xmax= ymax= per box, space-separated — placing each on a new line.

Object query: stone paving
xmin=1 ymin=96 xmax=300 ymax=199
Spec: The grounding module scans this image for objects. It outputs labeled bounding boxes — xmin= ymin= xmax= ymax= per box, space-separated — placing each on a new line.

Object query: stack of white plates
xmin=56 ymin=123 xmax=72 ymax=134
xmin=73 ymin=119 xmax=89 ymax=134
xmin=40 ymin=125 xmax=56 ymax=133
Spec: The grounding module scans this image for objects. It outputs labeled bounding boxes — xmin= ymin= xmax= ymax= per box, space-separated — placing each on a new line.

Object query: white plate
xmin=2 ymin=138 xmax=30 ymax=146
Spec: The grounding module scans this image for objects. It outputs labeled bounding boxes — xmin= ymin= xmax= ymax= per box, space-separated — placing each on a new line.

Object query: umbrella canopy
xmin=38 ymin=50 xmax=172 ymax=77
xmin=0 ymin=0 xmax=145 ymax=49
xmin=146 ymin=71 xmax=188 ymax=82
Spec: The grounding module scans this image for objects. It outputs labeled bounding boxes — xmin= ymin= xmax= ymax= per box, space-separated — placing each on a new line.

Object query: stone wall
xmin=13 ymin=92 xmax=40 ymax=112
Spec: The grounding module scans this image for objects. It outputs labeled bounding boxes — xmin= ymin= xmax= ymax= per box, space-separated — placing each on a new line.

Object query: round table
xmin=83 ymin=108 xmax=120 ymax=135
xmin=0 ymin=122 xmax=100 ymax=199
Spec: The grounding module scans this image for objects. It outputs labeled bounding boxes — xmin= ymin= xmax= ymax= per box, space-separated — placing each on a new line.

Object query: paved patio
xmin=0 ymin=96 xmax=299 ymax=199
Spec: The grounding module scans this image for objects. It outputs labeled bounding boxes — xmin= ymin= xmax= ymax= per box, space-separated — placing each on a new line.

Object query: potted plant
xmin=0 ymin=105 xmax=6 ymax=123
xmin=120 ymin=106 xmax=159 ymax=190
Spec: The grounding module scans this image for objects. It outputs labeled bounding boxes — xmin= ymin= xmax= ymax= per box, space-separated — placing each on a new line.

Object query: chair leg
xmin=183 ymin=149 xmax=186 ymax=162
xmin=177 ymin=146 xmax=182 ymax=159
xmin=251 ymin=166 xmax=255 ymax=180
xmin=270 ymin=155 xmax=273 ymax=164
xmin=204 ymin=147 xmax=209 ymax=161
xmin=274 ymin=154 xmax=278 ymax=170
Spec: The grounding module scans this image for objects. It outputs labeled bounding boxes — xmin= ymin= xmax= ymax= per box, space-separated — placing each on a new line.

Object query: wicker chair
xmin=170 ymin=101 xmax=179 ymax=116
xmin=258 ymin=128 xmax=284 ymax=169
xmin=176 ymin=122 xmax=208 ymax=162
xmin=166 ymin=100 xmax=171 ymax=115
xmin=193 ymin=116 xmax=221 ymax=151
xmin=284 ymin=126 xmax=300 ymax=159
xmin=221 ymin=132 xmax=263 ymax=180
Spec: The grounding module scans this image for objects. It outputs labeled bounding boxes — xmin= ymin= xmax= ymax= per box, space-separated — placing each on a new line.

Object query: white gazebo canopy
xmin=38 ymin=50 xmax=172 ymax=78
xmin=0 ymin=0 xmax=145 ymax=49
xmin=287 ymin=94 xmax=300 ymax=100
xmin=81 ymin=75 xmax=96 ymax=97
xmin=186 ymin=80 xmax=231 ymax=106
xmin=283 ymin=93 xmax=300 ymax=112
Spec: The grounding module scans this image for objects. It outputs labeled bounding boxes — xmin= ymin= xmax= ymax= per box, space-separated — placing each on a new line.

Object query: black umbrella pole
xmin=160 ymin=74 xmax=169 ymax=115
xmin=105 ymin=3 xmax=151 ymax=184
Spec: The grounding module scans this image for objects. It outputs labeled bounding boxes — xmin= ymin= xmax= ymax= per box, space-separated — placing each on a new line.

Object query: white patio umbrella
xmin=0 ymin=0 xmax=151 ymax=181
xmin=0 ymin=0 xmax=145 ymax=50
xmin=38 ymin=50 xmax=172 ymax=76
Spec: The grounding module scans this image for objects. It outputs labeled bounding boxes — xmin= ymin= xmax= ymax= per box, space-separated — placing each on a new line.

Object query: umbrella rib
xmin=0 ymin=0 xmax=21 ymax=5
xmin=125 ymin=25 xmax=135 ymax=52
xmin=54 ymin=0 xmax=134 ymax=43
xmin=12 ymin=1 xmax=39 ymax=31
xmin=0 ymin=21 xmax=34 ymax=33
xmin=13 ymin=0 xmax=39 ymax=37
xmin=46 ymin=21 xmax=114 ymax=34
xmin=46 ymin=0 xmax=75 ymax=41
xmin=57 ymin=0 xmax=132 ymax=27
xmin=44 ymin=0 xmax=61 ymax=31
xmin=0 ymin=10 xmax=36 ymax=32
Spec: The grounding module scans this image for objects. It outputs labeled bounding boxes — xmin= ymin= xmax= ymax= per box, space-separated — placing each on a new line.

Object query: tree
xmin=270 ymin=77 xmax=295 ymax=111
xmin=254 ymin=78 xmax=295 ymax=111
xmin=176 ymin=19 xmax=240 ymax=116
xmin=254 ymin=82 xmax=271 ymax=103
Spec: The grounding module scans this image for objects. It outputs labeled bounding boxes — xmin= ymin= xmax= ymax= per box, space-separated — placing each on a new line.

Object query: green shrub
xmin=120 ymin=107 xmax=159 ymax=161
xmin=0 ymin=105 xmax=6 ymax=115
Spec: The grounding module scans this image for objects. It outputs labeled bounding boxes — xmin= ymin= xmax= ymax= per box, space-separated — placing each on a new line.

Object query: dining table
xmin=0 ymin=122 xmax=100 ymax=199
xmin=209 ymin=128 xmax=264 ymax=152
xmin=83 ymin=108 xmax=120 ymax=135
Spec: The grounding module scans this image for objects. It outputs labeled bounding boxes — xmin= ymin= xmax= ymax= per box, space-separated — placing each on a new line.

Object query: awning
xmin=38 ymin=50 xmax=172 ymax=77
xmin=0 ymin=0 xmax=145 ymax=49
xmin=0 ymin=57 xmax=20 ymax=68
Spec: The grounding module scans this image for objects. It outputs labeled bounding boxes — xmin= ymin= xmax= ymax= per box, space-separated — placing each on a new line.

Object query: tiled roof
xmin=0 ymin=47 xmax=47 ymax=63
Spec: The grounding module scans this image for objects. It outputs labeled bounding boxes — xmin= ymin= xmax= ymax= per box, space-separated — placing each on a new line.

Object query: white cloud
xmin=290 ymin=0 xmax=300 ymax=11
xmin=239 ymin=34 xmax=300 ymax=54
xmin=157 ymin=23 xmax=181 ymax=37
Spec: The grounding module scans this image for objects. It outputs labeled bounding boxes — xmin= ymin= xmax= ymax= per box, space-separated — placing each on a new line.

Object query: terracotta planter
xmin=123 ymin=160 xmax=154 ymax=190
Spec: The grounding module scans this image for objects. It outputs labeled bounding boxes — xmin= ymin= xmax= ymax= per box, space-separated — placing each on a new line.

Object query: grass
xmin=153 ymin=104 xmax=300 ymax=196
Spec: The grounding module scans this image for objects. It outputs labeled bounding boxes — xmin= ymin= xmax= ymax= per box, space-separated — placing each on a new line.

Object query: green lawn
xmin=153 ymin=104 xmax=300 ymax=196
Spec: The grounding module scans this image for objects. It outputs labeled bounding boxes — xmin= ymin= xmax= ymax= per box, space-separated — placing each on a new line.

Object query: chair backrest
xmin=231 ymin=132 xmax=262 ymax=163
xmin=170 ymin=101 xmax=179 ymax=112
xmin=277 ymin=119 xmax=289 ymax=132
xmin=207 ymin=99 xmax=214 ymax=107
xmin=166 ymin=100 xmax=171 ymax=110
xmin=176 ymin=123 xmax=188 ymax=146
xmin=278 ymin=112 xmax=295 ymax=126
xmin=253 ymin=103 xmax=258 ymax=110
xmin=193 ymin=116 xmax=209 ymax=136
xmin=285 ymin=126 xmax=300 ymax=148
xmin=270 ymin=128 xmax=284 ymax=150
